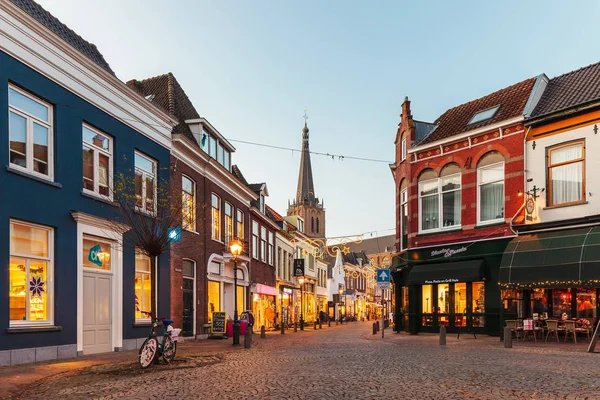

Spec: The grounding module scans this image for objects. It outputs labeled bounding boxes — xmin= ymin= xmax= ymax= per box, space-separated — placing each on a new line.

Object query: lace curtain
xmin=480 ymin=182 xmax=504 ymax=221
xmin=550 ymin=144 xmax=583 ymax=205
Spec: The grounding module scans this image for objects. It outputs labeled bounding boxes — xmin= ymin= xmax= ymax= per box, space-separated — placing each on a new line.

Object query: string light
xmin=499 ymin=280 xmax=600 ymax=289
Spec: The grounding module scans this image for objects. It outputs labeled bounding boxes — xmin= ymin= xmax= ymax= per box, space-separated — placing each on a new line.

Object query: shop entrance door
xmin=82 ymin=271 xmax=112 ymax=354
xmin=182 ymin=260 xmax=195 ymax=337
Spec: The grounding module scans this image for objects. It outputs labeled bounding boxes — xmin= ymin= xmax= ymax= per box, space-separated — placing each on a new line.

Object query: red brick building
xmin=390 ymin=76 xmax=546 ymax=335
xmin=127 ymin=74 xmax=257 ymax=337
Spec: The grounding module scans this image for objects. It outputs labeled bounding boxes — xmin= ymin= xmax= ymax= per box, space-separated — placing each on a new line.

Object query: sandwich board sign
xmin=376 ymin=269 xmax=390 ymax=290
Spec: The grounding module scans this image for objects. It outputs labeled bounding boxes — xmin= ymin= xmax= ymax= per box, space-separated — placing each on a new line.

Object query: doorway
xmin=182 ymin=259 xmax=195 ymax=337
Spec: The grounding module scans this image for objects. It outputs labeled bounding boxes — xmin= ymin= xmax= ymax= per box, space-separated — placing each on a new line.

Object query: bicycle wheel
xmin=139 ymin=337 xmax=158 ymax=369
xmin=162 ymin=336 xmax=177 ymax=364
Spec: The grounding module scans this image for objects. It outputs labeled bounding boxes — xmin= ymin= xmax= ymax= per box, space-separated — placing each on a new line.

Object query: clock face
xmin=526 ymin=198 xmax=535 ymax=214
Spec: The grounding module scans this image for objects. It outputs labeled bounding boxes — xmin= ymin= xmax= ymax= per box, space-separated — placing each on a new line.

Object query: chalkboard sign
xmin=211 ymin=312 xmax=226 ymax=334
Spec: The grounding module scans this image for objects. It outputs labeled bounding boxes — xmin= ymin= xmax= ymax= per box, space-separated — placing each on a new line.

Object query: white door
xmin=83 ymin=272 xmax=112 ymax=354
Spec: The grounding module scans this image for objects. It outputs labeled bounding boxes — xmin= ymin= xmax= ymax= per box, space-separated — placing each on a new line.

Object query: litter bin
xmin=226 ymin=320 xmax=248 ymax=337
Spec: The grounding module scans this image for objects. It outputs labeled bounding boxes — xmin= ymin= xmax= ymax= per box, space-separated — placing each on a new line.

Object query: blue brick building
xmin=0 ymin=0 xmax=176 ymax=364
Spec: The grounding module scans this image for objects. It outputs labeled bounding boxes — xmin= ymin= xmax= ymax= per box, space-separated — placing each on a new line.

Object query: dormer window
xmin=468 ymin=105 xmax=500 ymax=125
xmin=144 ymin=94 xmax=155 ymax=102
xmin=200 ymin=129 xmax=231 ymax=171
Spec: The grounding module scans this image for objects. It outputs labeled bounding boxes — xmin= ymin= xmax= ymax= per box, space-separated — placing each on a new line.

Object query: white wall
xmin=526 ymin=123 xmax=600 ymax=223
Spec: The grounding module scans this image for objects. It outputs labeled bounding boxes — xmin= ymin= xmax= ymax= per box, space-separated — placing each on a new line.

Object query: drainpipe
xmin=509 ymin=126 xmax=532 ymax=236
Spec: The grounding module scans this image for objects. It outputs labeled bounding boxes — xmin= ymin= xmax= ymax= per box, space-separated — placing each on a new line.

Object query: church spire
xmin=296 ymin=113 xmax=315 ymax=205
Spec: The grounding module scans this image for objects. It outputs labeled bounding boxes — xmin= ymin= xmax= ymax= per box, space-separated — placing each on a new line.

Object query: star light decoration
xmin=290 ymin=236 xmax=364 ymax=259
xmin=29 ymin=275 xmax=46 ymax=298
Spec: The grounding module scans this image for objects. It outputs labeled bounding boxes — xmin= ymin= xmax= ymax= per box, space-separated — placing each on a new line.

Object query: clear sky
xmin=37 ymin=0 xmax=600 ymax=238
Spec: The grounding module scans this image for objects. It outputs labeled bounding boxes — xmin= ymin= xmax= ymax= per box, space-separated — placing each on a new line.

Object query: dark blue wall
xmin=0 ymin=51 xmax=171 ymax=350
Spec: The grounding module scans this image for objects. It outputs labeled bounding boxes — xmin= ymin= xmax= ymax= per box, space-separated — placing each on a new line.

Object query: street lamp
xmin=299 ymin=276 xmax=305 ymax=330
xmin=229 ymin=238 xmax=243 ymax=346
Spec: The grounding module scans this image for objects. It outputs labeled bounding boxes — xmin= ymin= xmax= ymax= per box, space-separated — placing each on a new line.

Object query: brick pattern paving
xmin=4 ymin=323 xmax=600 ymax=399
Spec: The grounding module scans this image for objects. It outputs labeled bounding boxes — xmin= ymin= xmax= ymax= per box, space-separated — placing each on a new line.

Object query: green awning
xmin=499 ymin=226 xmax=600 ymax=288
xmin=406 ymin=260 xmax=485 ymax=285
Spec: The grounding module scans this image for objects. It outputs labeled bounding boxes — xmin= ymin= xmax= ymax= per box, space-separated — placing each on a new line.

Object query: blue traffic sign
xmin=376 ymin=269 xmax=390 ymax=283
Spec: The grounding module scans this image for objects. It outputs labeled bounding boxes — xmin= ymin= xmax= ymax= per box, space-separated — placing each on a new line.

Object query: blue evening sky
xmin=38 ymin=0 xmax=600 ymax=238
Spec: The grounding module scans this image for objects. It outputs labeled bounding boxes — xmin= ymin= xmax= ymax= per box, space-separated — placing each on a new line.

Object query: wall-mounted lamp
xmin=522 ymin=185 xmax=545 ymax=200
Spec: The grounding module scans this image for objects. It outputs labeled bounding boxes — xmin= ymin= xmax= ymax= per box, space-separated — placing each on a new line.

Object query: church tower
xmin=287 ymin=119 xmax=326 ymax=239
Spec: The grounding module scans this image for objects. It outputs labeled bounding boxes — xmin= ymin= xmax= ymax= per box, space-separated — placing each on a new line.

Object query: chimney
xmin=400 ymin=96 xmax=417 ymax=146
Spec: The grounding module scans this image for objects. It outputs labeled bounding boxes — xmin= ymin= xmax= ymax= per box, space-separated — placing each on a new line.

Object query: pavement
xmin=2 ymin=321 xmax=600 ymax=399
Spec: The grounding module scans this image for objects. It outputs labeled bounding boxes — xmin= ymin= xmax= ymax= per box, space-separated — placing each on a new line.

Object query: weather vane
xmin=303 ymin=109 xmax=308 ymax=122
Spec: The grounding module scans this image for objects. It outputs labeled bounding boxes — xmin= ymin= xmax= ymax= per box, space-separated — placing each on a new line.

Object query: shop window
xmin=422 ymin=284 xmax=433 ymax=313
xmin=182 ymin=175 xmax=195 ymax=231
xmin=134 ymin=152 xmax=157 ymax=215
xmin=9 ymin=221 xmax=53 ymax=326
xmin=83 ymin=238 xmax=112 ymax=271
xmin=547 ymin=141 xmax=585 ymax=206
xmin=577 ymin=288 xmax=596 ymax=319
xmin=82 ymin=124 xmax=112 ymax=198
xmin=530 ymin=288 xmax=548 ymax=317
xmin=236 ymin=285 xmax=245 ymax=314
xmin=477 ymin=152 xmax=504 ymax=224
xmin=472 ymin=282 xmax=485 ymax=313
xmin=224 ymin=202 xmax=233 ymax=244
xmin=437 ymin=284 xmax=450 ymax=314
xmin=208 ymin=281 xmax=220 ymax=320
xmin=135 ymin=251 xmax=151 ymax=321
xmin=552 ymin=289 xmax=572 ymax=319
xmin=454 ymin=282 xmax=467 ymax=314
xmin=237 ymin=209 xmax=244 ymax=240
xmin=211 ymin=194 xmax=220 ymax=241
xmin=502 ymin=289 xmax=523 ymax=318
xmin=9 ymin=85 xmax=53 ymax=180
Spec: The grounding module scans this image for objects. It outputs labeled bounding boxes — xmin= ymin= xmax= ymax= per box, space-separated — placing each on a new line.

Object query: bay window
xmin=135 ymin=251 xmax=152 ymax=321
xmin=211 ymin=194 xmax=221 ymax=241
xmin=9 ymin=85 xmax=53 ymax=179
xmin=477 ymin=152 xmax=505 ymax=224
xmin=418 ymin=164 xmax=461 ymax=233
xmin=82 ymin=124 xmax=112 ymax=198
xmin=134 ymin=152 xmax=157 ymax=214
xmin=9 ymin=220 xmax=53 ymax=326
xmin=182 ymin=176 xmax=195 ymax=231
xmin=547 ymin=141 xmax=585 ymax=206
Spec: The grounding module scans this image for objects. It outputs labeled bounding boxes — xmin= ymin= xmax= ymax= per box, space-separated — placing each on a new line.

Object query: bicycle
xmin=138 ymin=311 xmax=179 ymax=369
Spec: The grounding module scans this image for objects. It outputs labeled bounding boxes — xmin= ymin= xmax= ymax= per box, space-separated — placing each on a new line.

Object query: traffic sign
xmin=376 ymin=269 xmax=390 ymax=283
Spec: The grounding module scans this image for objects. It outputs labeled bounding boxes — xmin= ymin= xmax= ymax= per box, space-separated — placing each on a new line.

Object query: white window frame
xmin=252 ymin=221 xmax=259 ymax=259
xmin=547 ymin=141 xmax=585 ymax=207
xmin=418 ymin=173 xmax=462 ymax=234
xmin=401 ymin=138 xmax=407 ymax=162
xmin=400 ymin=188 xmax=408 ymax=250
xmin=268 ymin=231 xmax=274 ymax=266
xmin=82 ymin=123 xmax=113 ymax=200
xmin=134 ymin=151 xmax=157 ymax=215
xmin=211 ymin=193 xmax=221 ymax=242
xmin=260 ymin=226 xmax=267 ymax=262
xmin=9 ymin=220 xmax=54 ymax=327
xmin=182 ymin=175 xmax=195 ymax=232
xmin=477 ymin=161 xmax=505 ymax=225
xmin=134 ymin=250 xmax=152 ymax=323
xmin=8 ymin=85 xmax=54 ymax=180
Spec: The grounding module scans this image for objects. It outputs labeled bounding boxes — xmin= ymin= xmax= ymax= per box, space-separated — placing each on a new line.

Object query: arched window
xmin=477 ymin=151 xmax=505 ymax=224
xmin=311 ymin=217 xmax=315 ymax=232
xmin=316 ymin=217 xmax=320 ymax=233
xmin=399 ymin=179 xmax=408 ymax=250
xmin=418 ymin=165 xmax=462 ymax=233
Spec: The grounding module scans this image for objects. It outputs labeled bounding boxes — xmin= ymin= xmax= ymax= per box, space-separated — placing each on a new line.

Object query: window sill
xmin=81 ymin=191 xmax=118 ymax=206
xmin=543 ymin=201 xmax=588 ymax=210
xmin=212 ymin=239 xmax=224 ymax=244
xmin=6 ymin=325 xmax=62 ymax=334
xmin=416 ymin=227 xmax=462 ymax=237
xmin=474 ymin=221 xmax=506 ymax=229
xmin=6 ymin=166 xmax=62 ymax=188
xmin=183 ymin=228 xmax=199 ymax=235
xmin=134 ymin=321 xmax=152 ymax=328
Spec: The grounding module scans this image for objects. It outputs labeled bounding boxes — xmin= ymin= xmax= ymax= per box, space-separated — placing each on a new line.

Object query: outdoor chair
xmin=563 ymin=320 xmax=577 ymax=343
xmin=545 ymin=319 xmax=559 ymax=343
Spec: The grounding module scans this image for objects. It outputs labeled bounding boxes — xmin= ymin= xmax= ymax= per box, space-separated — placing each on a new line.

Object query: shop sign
xmin=431 ymin=247 xmax=467 ymax=258
xmin=424 ymin=278 xmax=459 ymax=284
xmin=282 ymin=288 xmax=293 ymax=294
xmin=88 ymin=244 xmax=103 ymax=267
xmin=211 ymin=312 xmax=226 ymax=334
xmin=293 ymin=259 xmax=305 ymax=276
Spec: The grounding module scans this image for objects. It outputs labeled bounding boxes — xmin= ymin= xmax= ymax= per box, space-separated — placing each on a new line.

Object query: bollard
xmin=439 ymin=325 xmax=446 ymax=345
xmin=281 ymin=322 xmax=285 ymax=335
xmin=376 ymin=321 xmax=380 ymax=332
xmin=336 ymin=319 xmax=338 ymax=325
xmin=314 ymin=320 xmax=317 ymax=330
xmin=260 ymin=325 xmax=266 ymax=338
xmin=504 ymin=326 xmax=512 ymax=348
xmin=319 ymin=319 xmax=322 ymax=329
xmin=328 ymin=319 xmax=331 ymax=327
xmin=372 ymin=322 xmax=377 ymax=335
xmin=294 ymin=322 xmax=297 ymax=333
xmin=244 ymin=327 xmax=252 ymax=348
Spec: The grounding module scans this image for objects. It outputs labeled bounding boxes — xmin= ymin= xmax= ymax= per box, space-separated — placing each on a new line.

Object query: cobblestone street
xmin=4 ymin=322 xmax=599 ymax=399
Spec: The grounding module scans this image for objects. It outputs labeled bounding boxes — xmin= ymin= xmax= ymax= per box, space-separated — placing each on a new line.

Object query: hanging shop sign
xmin=293 ymin=259 xmax=305 ymax=276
